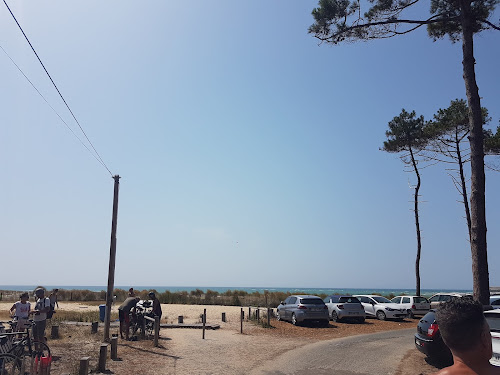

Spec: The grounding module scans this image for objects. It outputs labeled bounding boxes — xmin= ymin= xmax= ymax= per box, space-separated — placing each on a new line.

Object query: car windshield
xmin=339 ymin=297 xmax=360 ymax=303
xmin=300 ymin=298 xmax=324 ymax=305
xmin=414 ymin=297 xmax=428 ymax=303
xmin=372 ymin=296 xmax=391 ymax=303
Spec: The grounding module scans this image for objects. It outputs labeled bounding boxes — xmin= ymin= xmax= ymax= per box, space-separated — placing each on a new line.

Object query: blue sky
xmin=1 ymin=1 xmax=499 ymax=290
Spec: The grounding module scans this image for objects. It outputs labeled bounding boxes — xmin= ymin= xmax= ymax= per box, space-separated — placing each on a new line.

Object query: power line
xmin=0 ymin=44 xmax=109 ymax=170
xmin=3 ymin=0 xmax=113 ymax=176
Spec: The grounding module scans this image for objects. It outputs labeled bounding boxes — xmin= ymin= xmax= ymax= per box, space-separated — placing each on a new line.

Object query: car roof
xmin=392 ymin=295 xmax=424 ymax=298
xmin=430 ymin=292 xmax=470 ymax=297
xmin=290 ymin=295 xmax=321 ymax=299
xmin=326 ymin=295 xmax=354 ymax=298
xmin=353 ymin=295 xmax=382 ymax=298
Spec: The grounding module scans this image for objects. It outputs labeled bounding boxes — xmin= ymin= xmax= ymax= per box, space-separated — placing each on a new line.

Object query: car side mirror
xmin=280 ymin=301 xmax=285 ymax=305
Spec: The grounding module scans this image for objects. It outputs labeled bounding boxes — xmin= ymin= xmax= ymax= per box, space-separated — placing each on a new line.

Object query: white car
xmin=490 ymin=296 xmax=500 ymax=309
xmin=484 ymin=309 xmax=500 ymax=366
xmin=353 ymin=295 xmax=407 ymax=320
xmin=391 ymin=295 xmax=430 ymax=318
xmin=428 ymin=293 xmax=470 ymax=309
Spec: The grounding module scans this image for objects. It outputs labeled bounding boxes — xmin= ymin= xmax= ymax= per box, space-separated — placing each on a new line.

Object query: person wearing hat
xmin=31 ymin=288 xmax=50 ymax=343
xmin=148 ymin=292 xmax=162 ymax=320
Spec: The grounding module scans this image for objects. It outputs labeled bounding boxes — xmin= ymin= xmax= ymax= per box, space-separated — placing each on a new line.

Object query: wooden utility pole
xmin=103 ymin=175 xmax=120 ymax=342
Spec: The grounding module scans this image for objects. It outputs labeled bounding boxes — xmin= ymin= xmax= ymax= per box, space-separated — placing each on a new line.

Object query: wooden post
xmin=103 ymin=175 xmax=121 ymax=343
xmin=111 ymin=337 xmax=118 ymax=360
xmin=51 ymin=325 xmax=59 ymax=339
xmin=256 ymin=308 xmax=260 ymax=321
xmin=202 ymin=309 xmax=206 ymax=339
xmin=141 ymin=318 xmax=146 ymax=339
xmin=91 ymin=321 xmax=98 ymax=334
xmin=154 ymin=316 xmax=160 ymax=347
xmin=267 ymin=308 xmax=271 ymax=327
xmin=178 ymin=316 xmax=183 ymax=324
xmin=248 ymin=307 xmax=251 ymax=320
xmin=240 ymin=308 xmax=243 ymax=334
xmin=98 ymin=343 xmax=108 ymax=372
xmin=79 ymin=357 xmax=90 ymax=375
xmin=221 ymin=312 xmax=226 ymax=322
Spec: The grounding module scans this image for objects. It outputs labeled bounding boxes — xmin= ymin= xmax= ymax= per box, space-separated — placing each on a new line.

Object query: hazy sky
xmin=1 ymin=1 xmax=499 ymax=290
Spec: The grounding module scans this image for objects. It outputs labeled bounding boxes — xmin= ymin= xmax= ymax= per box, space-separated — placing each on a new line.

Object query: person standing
xmin=118 ymin=296 xmax=139 ymax=340
xmin=48 ymin=289 xmax=59 ymax=319
xmin=148 ymin=292 xmax=162 ymax=320
xmin=10 ymin=292 xmax=30 ymax=332
xmin=31 ymin=288 xmax=50 ymax=343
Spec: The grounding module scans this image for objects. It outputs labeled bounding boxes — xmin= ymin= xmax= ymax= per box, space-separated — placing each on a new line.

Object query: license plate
xmin=348 ymin=312 xmax=357 ymax=315
xmin=415 ymin=338 xmax=423 ymax=347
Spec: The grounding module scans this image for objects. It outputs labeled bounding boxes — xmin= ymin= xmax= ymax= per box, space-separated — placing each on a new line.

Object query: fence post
xmin=111 ymin=336 xmax=118 ymax=360
xmin=267 ymin=308 xmax=271 ymax=327
xmin=178 ymin=316 xmax=183 ymax=324
xmin=256 ymin=308 xmax=260 ymax=321
xmin=98 ymin=344 xmax=108 ymax=372
xmin=222 ymin=312 xmax=226 ymax=322
xmin=240 ymin=308 xmax=243 ymax=334
xmin=79 ymin=357 xmax=90 ymax=375
xmin=202 ymin=309 xmax=206 ymax=339
xmin=91 ymin=322 xmax=98 ymax=334
xmin=154 ymin=316 xmax=160 ymax=347
xmin=248 ymin=307 xmax=251 ymax=320
xmin=141 ymin=318 xmax=146 ymax=339
xmin=51 ymin=325 xmax=59 ymax=339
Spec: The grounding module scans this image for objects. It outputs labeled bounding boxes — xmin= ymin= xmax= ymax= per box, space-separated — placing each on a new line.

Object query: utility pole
xmin=103 ymin=175 xmax=120 ymax=342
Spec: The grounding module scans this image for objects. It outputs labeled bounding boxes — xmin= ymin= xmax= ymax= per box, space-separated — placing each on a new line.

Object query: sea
xmin=0 ymin=285 xmax=472 ymax=298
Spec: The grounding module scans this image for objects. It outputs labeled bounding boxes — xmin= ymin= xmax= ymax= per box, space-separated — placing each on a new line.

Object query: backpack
xmin=47 ymin=302 xmax=55 ymax=319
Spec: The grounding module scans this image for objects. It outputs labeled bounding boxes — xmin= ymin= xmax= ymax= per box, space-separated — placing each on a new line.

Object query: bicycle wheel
xmin=0 ymin=353 xmax=22 ymax=375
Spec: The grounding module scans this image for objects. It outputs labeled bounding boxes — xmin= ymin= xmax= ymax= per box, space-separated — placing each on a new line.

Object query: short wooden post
xmin=202 ymin=309 xmax=206 ymax=339
xmin=141 ymin=318 xmax=146 ymax=339
xmin=154 ymin=316 xmax=160 ymax=347
xmin=91 ymin=321 xmax=98 ymax=334
xmin=111 ymin=336 xmax=118 ymax=360
xmin=240 ymin=308 xmax=243 ymax=334
xmin=248 ymin=307 xmax=251 ymax=320
xmin=267 ymin=308 xmax=271 ymax=327
xmin=256 ymin=308 xmax=260 ymax=321
xmin=51 ymin=325 xmax=59 ymax=339
xmin=178 ymin=316 xmax=183 ymax=324
xmin=98 ymin=343 xmax=107 ymax=372
xmin=79 ymin=357 xmax=90 ymax=375
xmin=221 ymin=312 xmax=226 ymax=322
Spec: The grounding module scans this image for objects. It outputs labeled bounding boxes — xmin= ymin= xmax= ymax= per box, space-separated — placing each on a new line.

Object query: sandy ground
xmin=0 ymin=302 xmax=442 ymax=374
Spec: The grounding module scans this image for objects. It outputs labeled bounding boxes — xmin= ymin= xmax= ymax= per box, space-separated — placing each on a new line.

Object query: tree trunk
xmin=460 ymin=0 xmax=489 ymax=304
xmin=409 ymin=147 xmax=422 ymax=297
xmin=455 ymin=134 xmax=472 ymax=241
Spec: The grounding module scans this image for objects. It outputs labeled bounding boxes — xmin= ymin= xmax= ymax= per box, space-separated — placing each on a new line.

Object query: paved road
xmin=250 ymin=328 xmax=415 ymax=375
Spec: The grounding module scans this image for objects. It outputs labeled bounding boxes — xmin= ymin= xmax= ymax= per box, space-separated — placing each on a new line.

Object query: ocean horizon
xmin=0 ymin=285 xmax=473 ymax=297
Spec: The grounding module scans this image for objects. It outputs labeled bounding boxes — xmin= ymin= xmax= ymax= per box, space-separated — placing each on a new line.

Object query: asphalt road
xmin=250 ymin=328 xmax=416 ymax=375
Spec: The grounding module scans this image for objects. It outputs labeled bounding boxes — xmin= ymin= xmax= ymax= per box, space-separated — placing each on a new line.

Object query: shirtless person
xmin=118 ymin=296 xmax=139 ymax=340
xmin=433 ymin=298 xmax=500 ymax=375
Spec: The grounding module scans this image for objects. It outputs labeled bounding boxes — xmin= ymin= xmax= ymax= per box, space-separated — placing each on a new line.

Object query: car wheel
xmin=276 ymin=310 xmax=281 ymax=321
xmin=331 ymin=311 xmax=339 ymax=322
xmin=291 ymin=313 xmax=298 ymax=326
xmin=376 ymin=310 xmax=386 ymax=321
xmin=407 ymin=309 xmax=415 ymax=319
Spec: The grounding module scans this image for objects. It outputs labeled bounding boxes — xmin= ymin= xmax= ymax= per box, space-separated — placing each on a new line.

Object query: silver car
xmin=276 ymin=295 xmax=329 ymax=326
xmin=391 ymin=295 xmax=430 ymax=318
xmin=324 ymin=295 xmax=365 ymax=323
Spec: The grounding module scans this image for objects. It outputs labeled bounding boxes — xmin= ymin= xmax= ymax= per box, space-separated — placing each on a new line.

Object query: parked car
xmin=416 ymin=308 xmax=500 ymax=366
xmin=353 ymin=295 xmax=407 ymax=320
xmin=276 ymin=295 xmax=329 ymax=326
xmin=484 ymin=309 xmax=500 ymax=366
xmin=414 ymin=310 xmax=453 ymax=364
xmin=323 ymin=295 xmax=365 ymax=323
xmin=391 ymin=295 xmax=430 ymax=318
xmin=490 ymin=296 xmax=500 ymax=309
xmin=428 ymin=293 xmax=470 ymax=309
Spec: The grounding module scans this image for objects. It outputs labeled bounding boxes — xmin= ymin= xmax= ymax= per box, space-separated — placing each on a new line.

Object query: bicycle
xmin=128 ymin=300 xmax=155 ymax=338
xmin=0 ymin=320 xmax=51 ymax=374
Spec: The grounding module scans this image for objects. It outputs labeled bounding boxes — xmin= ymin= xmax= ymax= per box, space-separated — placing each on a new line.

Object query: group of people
xmin=118 ymin=287 xmax=162 ymax=340
xmin=9 ymin=288 xmax=59 ymax=342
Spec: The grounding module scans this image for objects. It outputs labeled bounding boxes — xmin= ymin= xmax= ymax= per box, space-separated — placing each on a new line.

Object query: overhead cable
xmin=3 ymin=0 xmax=113 ymax=176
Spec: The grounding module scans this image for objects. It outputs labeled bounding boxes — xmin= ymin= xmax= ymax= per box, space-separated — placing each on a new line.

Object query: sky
xmin=1 ymin=1 xmax=499 ymax=291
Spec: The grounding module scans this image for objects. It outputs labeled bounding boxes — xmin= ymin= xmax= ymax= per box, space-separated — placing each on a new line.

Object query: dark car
xmin=414 ymin=310 xmax=452 ymax=364
xmin=276 ymin=295 xmax=330 ymax=326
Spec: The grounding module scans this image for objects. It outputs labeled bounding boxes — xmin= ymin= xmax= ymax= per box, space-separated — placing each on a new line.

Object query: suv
xmin=428 ymin=293 xmax=470 ymax=309
xmin=276 ymin=295 xmax=329 ymax=326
